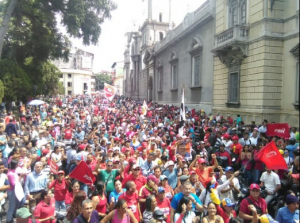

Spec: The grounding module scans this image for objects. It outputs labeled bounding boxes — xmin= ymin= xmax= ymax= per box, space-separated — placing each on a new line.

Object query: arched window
xmin=241 ymin=0 xmax=247 ymax=24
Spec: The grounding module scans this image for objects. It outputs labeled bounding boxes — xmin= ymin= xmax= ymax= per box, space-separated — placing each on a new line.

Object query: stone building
xmin=123 ymin=0 xmax=216 ymax=113
xmin=212 ymin=0 xmax=299 ymax=125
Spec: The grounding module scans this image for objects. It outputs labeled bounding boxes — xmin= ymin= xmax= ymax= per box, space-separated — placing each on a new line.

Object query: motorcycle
xmin=234 ymin=173 xmax=250 ymax=215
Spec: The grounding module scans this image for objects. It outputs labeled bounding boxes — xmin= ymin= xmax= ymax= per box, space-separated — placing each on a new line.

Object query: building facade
xmin=53 ymin=47 xmax=95 ymax=95
xmin=124 ymin=0 xmax=216 ymax=113
xmin=212 ymin=0 xmax=299 ymax=125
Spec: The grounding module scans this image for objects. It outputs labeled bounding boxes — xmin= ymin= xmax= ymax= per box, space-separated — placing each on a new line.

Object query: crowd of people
xmin=0 ymin=94 xmax=299 ymax=223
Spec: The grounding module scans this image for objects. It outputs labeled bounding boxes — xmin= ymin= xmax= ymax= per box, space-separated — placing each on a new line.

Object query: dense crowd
xmin=0 ymin=94 xmax=299 ymax=223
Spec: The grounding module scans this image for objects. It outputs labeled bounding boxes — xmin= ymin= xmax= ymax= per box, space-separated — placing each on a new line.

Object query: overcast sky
xmin=63 ymin=0 xmax=206 ymax=73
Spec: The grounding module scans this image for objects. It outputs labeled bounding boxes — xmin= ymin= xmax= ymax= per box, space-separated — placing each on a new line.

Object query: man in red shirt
xmin=156 ymin=187 xmax=171 ymax=223
xmin=227 ymin=114 xmax=233 ymax=124
xmin=64 ymin=124 xmax=73 ymax=141
xmin=189 ymin=154 xmax=218 ymax=188
xmin=239 ymin=183 xmax=267 ymax=223
xmin=122 ymin=164 xmax=147 ymax=192
xmin=230 ymin=135 xmax=243 ymax=169
xmin=48 ymin=170 xmax=71 ymax=211
xmin=119 ymin=181 xmax=142 ymax=222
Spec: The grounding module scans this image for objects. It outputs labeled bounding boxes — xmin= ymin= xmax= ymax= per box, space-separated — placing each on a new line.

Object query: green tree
xmin=0 ymin=0 xmax=117 ymax=60
xmin=95 ymin=72 xmax=112 ymax=90
xmin=0 ymin=80 xmax=4 ymax=103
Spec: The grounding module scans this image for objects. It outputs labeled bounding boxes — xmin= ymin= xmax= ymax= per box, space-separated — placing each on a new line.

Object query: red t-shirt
xmin=49 ymin=179 xmax=69 ymax=201
xmin=121 ymin=147 xmax=135 ymax=156
xmin=193 ymin=167 xmax=213 ymax=188
xmin=64 ymin=129 xmax=72 ymax=140
xmin=139 ymin=185 xmax=155 ymax=213
xmin=239 ymin=196 xmax=267 ymax=223
xmin=122 ymin=174 xmax=147 ymax=192
xmin=33 ymin=198 xmax=56 ymax=223
xmin=87 ymin=158 xmax=97 ymax=172
xmin=65 ymin=191 xmax=86 ymax=205
xmin=119 ymin=192 xmax=140 ymax=221
xmin=216 ymin=205 xmax=237 ymax=223
xmin=231 ymin=143 xmax=243 ymax=155
xmin=156 ymin=197 xmax=171 ymax=223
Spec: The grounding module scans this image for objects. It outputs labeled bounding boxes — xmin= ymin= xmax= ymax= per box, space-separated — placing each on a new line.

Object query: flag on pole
xmin=104 ymin=83 xmax=117 ymax=101
xmin=141 ymin=100 xmax=148 ymax=116
xmin=256 ymin=141 xmax=288 ymax=170
xmin=178 ymin=90 xmax=186 ymax=136
xmin=69 ymin=161 xmax=96 ymax=185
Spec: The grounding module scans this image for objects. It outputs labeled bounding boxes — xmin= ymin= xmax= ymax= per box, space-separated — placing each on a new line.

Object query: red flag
xmin=266 ymin=123 xmax=290 ymax=138
xmin=256 ymin=141 xmax=288 ymax=170
xmin=50 ymin=160 xmax=59 ymax=174
xmin=69 ymin=161 xmax=96 ymax=185
xmin=191 ymin=109 xmax=196 ymax=118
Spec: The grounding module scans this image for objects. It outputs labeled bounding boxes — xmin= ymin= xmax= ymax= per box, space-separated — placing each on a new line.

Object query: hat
xmin=260 ymin=214 xmax=278 ymax=223
xmin=286 ymin=194 xmax=299 ymax=205
xmin=179 ymin=175 xmax=190 ymax=183
xmin=76 ymin=155 xmax=82 ymax=161
xmin=57 ymin=170 xmax=65 ymax=175
xmin=107 ymin=149 xmax=113 ymax=153
xmin=249 ymin=183 xmax=260 ymax=190
xmin=153 ymin=210 xmax=164 ymax=221
xmin=222 ymin=198 xmax=235 ymax=207
xmin=107 ymin=142 xmax=111 ymax=145
xmin=200 ymin=141 xmax=205 ymax=144
xmin=160 ymin=175 xmax=168 ymax=181
xmin=132 ymin=164 xmax=140 ymax=169
xmin=16 ymin=207 xmax=32 ymax=219
xmin=42 ymin=149 xmax=49 ymax=155
xmin=147 ymin=175 xmax=159 ymax=184
xmin=279 ymin=149 xmax=284 ymax=155
xmin=190 ymin=170 xmax=196 ymax=175
xmin=232 ymin=136 xmax=239 ymax=140
xmin=78 ymin=144 xmax=86 ymax=151
xmin=198 ymin=158 xmax=206 ymax=164
xmin=224 ymin=166 xmax=234 ymax=172
xmin=232 ymin=128 xmax=237 ymax=131
xmin=129 ymin=157 xmax=137 ymax=164
xmin=291 ymin=173 xmax=300 ymax=179
xmin=113 ymin=159 xmax=120 ymax=163
xmin=158 ymin=186 xmax=165 ymax=193
xmin=165 ymin=160 xmax=174 ymax=168
xmin=223 ymin=134 xmax=230 ymax=139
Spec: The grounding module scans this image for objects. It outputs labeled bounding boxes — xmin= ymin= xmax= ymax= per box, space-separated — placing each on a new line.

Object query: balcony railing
xmin=214 ymin=25 xmax=250 ymax=48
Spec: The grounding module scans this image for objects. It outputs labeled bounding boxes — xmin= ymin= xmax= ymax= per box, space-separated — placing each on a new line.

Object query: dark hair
xmin=40 ymin=189 xmax=50 ymax=200
xmin=10 ymin=159 xmax=18 ymax=170
xmin=175 ymin=196 xmax=191 ymax=214
xmin=115 ymin=199 xmax=126 ymax=209
xmin=228 ymin=218 xmax=242 ymax=223
xmin=72 ymin=180 xmax=80 ymax=187
xmin=114 ymin=179 xmax=122 ymax=185
xmin=54 ymin=146 xmax=60 ymax=153
xmin=154 ymin=166 xmax=161 ymax=172
xmin=161 ymin=155 xmax=168 ymax=162
xmin=207 ymin=202 xmax=217 ymax=211
xmin=145 ymin=195 xmax=156 ymax=211
xmin=0 ymin=162 xmax=4 ymax=166
xmin=66 ymin=191 xmax=86 ymax=221
xmin=283 ymin=190 xmax=295 ymax=203
xmin=92 ymin=181 xmax=105 ymax=197
xmin=125 ymin=181 xmax=134 ymax=191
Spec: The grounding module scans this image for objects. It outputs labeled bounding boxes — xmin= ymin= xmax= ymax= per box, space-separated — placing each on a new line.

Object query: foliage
xmin=0 ymin=80 xmax=4 ymax=103
xmin=0 ymin=59 xmax=31 ymax=102
xmin=95 ymin=72 xmax=113 ymax=90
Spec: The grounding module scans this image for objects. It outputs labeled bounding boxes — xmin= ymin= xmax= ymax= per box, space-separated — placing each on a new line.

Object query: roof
xmin=59 ymin=69 xmax=93 ymax=76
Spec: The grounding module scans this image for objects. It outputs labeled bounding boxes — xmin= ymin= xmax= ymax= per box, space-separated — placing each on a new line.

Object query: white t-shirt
xmin=51 ymin=152 xmax=62 ymax=166
xmin=0 ymin=173 xmax=8 ymax=205
xmin=219 ymin=175 xmax=240 ymax=203
xmin=284 ymin=156 xmax=293 ymax=166
xmin=260 ymin=171 xmax=281 ymax=193
xmin=174 ymin=211 xmax=196 ymax=223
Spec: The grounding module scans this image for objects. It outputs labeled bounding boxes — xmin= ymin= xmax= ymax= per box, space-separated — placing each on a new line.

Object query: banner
xmin=266 ymin=123 xmax=290 ymax=138
xmin=176 ymin=140 xmax=192 ymax=161
xmin=104 ymin=83 xmax=117 ymax=101
xmin=256 ymin=141 xmax=288 ymax=170
xmin=141 ymin=100 xmax=148 ymax=116
xmin=69 ymin=161 xmax=96 ymax=185
xmin=50 ymin=160 xmax=59 ymax=174
xmin=178 ymin=91 xmax=186 ymax=136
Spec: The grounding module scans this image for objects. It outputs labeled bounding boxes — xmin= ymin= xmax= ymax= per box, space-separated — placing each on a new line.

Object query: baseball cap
xmin=132 ymin=164 xmax=140 ymax=170
xmin=286 ymin=194 xmax=299 ymax=205
xmin=198 ymin=158 xmax=206 ymax=164
xmin=291 ymin=173 xmax=300 ymax=179
xmin=153 ymin=210 xmax=164 ymax=220
xmin=232 ymin=136 xmax=239 ymax=140
xmin=160 ymin=175 xmax=168 ymax=181
xmin=260 ymin=214 xmax=278 ymax=223
xmin=76 ymin=155 xmax=82 ymax=161
xmin=158 ymin=186 xmax=165 ymax=193
xmin=16 ymin=207 xmax=32 ymax=219
xmin=165 ymin=160 xmax=174 ymax=168
xmin=179 ymin=175 xmax=190 ymax=183
xmin=57 ymin=170 xmax=65 ymax=175
xmin=279 ymin=149 xmax=284 ymax=155
xmin=42 ymin=149 xmax=49 ymax=155
xmin=190 ymin=170 xmax=196 ymax=175
xmin=147 ymin=175 xmax=158 ymax=184
xmin=78 ymin=144 xmax=86 ymax=151
xmin=224 ymin=166 xmax=234 ymax=172
xmin=129 ymin=157 xmax=137 ymax=164
xmin=249 ymin=183 xmax=260 ymax=190
xmin=222 ymin=198 xmax=235 ymax=207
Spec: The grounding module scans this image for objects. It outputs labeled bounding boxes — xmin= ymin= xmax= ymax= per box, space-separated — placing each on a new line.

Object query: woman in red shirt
xmin=216 ymin=198 xmax=237 ymax=223
xmin=65 ymin=181 xmax=86 ymax=208
xmin=33 ymin=189 xmax=56 ymax=223
xmin=91 ymin=181 xmax=107 ymax=221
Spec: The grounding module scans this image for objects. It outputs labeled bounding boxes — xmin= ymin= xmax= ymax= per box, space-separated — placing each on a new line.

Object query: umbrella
xmin=27 ymin=99 xmax=46 ymax=106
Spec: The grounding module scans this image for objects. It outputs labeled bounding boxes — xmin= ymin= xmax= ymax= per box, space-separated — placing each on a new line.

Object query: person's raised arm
xmin=211 ymin=154 xmax=218 ymax=169
xmin=100 ymin=210 xmax=115 ymax=223
xmin=119 ymin=157 xmax=124 ymax=174
xmin=189 ymin=155 xmax=201 ymax=170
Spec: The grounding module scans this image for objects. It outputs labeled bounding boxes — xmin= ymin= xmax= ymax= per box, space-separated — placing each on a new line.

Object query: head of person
xmin=166 ymin=161 xmax=175 ymax=172
xmin=56 ymin=170 xmax=65 ymax=181
xmin=72 ymin=180 xmax=81 ymax=193
xmin=249 ymin=183 xmax=261 ymax=200
xmin=182 ymin=181 xmax=192 ymax=197
xmin=224 ymin=166 xmax=234 ymax=179
xmin=286 ymin=194 xmax=299 ymax=213
xmin=189 ymin=171 xmax=197 ymax=183
xmin=81 ymin=199 xmax=94 ymax=220
xmin=157 ymin=186 xmax=165 ymax=201
xmin=93 ymin=181 xmax=105 ymax=196
xmin=106 ymin=160 xmax=113 ymax=171
xmin=176 ymin=196 xmax=193 ymax=213
xmin=182 ymin=167 xmax=189 ymax=176
xmin=147 ymin=153 xmax=154 ymax=163
xmin=145 ymin=195 xmax=157 ymax=212
xmin=125 ymin=181 xmax=136 ymax=194
xmin=114 ymin=179 xmax=122 ymax=192
xmin=221 ymin=198 xmax=235 ymax=214
xmin=160 ymin=175 xmax=168 ymax=187
xmin=86 ymin=153 xmax=93 ymax=164
xmin=219 ymin=143 xmax=225 ymax=152
xmin=34 ymin=162 xmax=43 ymax=174
xmin=40 ymin=189 xmax=53 ymax=202
xmin=20 ymin=147 xmax=27 ymax=158
xmin=178 ymin=142 xmax=187 ymax=157
xmin=115 ymin=199 xmax=128 ymax=215
xmin=16 ymin=207 xmax=32 ymax=223
xmin=154 ymin=166 xmax=161 ymax=179
xmin=207 ymin=202 xmax=217 ymax=217
xmin=265 ymin=167 xmax=272 ymax=174
xmin=197 ymin=158 xmax=206 ymax=170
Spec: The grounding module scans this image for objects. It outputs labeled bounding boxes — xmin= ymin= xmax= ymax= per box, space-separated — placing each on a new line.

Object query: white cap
xmin=165 ymin=161 xmax=175 ymax=168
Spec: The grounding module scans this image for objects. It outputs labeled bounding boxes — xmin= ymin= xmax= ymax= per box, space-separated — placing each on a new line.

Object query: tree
xmin=0 ymin=0 xmax=117 ymax=60
xmin=95 ymin=72 xmax=113 ymax=90
xmin=0 ymin=80 xmax=4 ymax=103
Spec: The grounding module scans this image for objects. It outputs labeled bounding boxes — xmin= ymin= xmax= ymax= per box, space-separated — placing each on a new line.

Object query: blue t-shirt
xmin=109 ymin=189 xmax=126 ymax=204
xmin=164 ymin=167 xmax=178 ymax=189
xmin=171 ymin=192 xmax=202 ymax=212
xmin=276 ymin=207 xmax=299 ymax=223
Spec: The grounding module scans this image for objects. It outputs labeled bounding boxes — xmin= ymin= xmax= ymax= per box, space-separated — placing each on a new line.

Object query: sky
xmin=63 ymin=0 xmax=206 ymax=73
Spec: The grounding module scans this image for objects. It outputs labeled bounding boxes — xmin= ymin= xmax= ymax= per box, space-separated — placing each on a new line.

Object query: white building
xmin=52 ymin=47 xmax=96 ymax=95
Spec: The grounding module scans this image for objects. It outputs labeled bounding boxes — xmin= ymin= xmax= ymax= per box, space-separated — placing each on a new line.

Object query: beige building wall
xmin=212 ymin=0 xmax=299 ymax=126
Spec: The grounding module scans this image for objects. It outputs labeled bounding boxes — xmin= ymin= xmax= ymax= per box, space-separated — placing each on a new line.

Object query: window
xmin=67 ymin=82 xmax=72 ymax=87
xmin=229 ymin=0 xmax=238 ymax=28
xmin=171 ymin=64 xmax=177 ymax=89
xmin=228 ymin=0 xmax=247 ymax=27
xmin=60 ymin=74 xmax=63 ymax=78
xmin=157 ymin=69 xmax=163 ymax=91
xmin=84 ymin=83 xmax=88 ymax=91
xmin=192 ymin=55 xmax=201 ymax=86
xmin=68 ymin=73 xmax=72 ymax=78
xmin=296 ymin=62 xmax=299 ymax=104
xmin=241 ymin=0 xmax=247 ymax=24
xmin=159 ymin=13 xmax=162 ymax=22
xmin=159 ymin=32 xmax=164 ymax=41
xmin=68 ymin=91 xmax=72 ymax=95
xmin=229 ymin=73 xmax=239 ymax=103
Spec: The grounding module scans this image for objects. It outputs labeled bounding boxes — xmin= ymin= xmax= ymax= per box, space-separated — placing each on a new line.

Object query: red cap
xmin=161 ymin=143 xmax=166 ymax=147
xmin=205 ymin=142 xmax=211 ymax=147
xmin=129 ymin=158 xmax=136 ymax=164
xmin=223 ymin=134 xmax=230 ymax=139
xmin=78 ymin=144 xmax=86 ymax=151
xmin=114 ymin=137 xmax=120 ymax=141
xmin=249 ymin=183 xmax=260 ymax=190
xmin=147 ymin=175 xmax=159 ymax=184
xmin=142 ymin=142 xmax=148 ymax=148
xmin=42 ymin=149 xmax=49 ymax=155
xmin=176 ymin=134 xmax=181 ymax=138
xmin=57 ymin=170 xmax=65 ymax=175
xmin=169 ymin=127 xmax=174 ymax=131
xmin=190 ymin=170 xmax=196 ymax=175
xmin=223 ymin=127 xmax=228 ymax=130
xmin=232 ymin=136 xmax=239 ymax=141
xmin=198 ymin=158 xmax=206 ymax=164
xmin=291 ymin=174 xmax=300 ymax=179
xmin=170 ymin=132 xmax=175 ymax=136
xmin=107 ymin=149 xmax=113 ymax=153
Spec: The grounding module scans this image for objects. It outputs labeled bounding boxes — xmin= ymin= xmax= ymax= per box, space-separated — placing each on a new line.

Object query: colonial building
xmin=124 ymin=0 xmax=216 ymax=113
xmin=53 ymin=47 xmax=96 ymax=95
xmin=212 ymin=0 xmax=299 ymax=125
